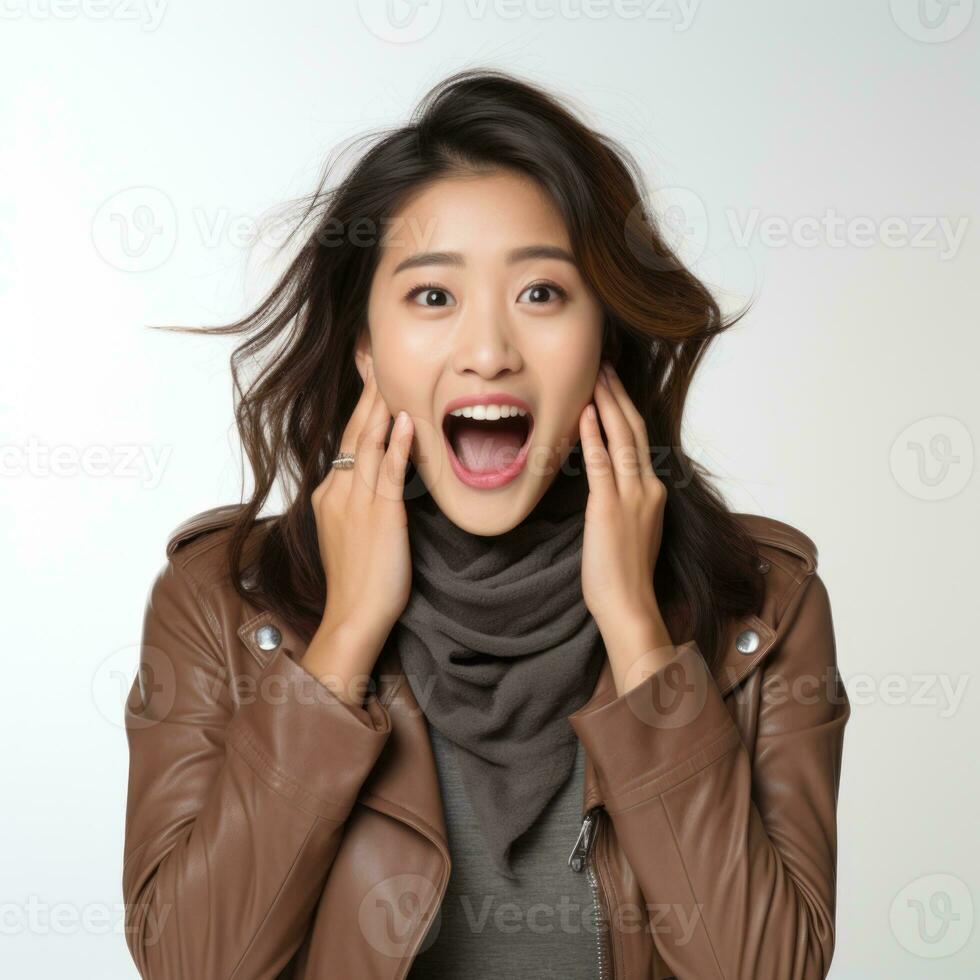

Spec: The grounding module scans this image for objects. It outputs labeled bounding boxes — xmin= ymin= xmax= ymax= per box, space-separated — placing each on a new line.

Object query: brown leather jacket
xmin=122 ymin=507 xmax=850 ymax=980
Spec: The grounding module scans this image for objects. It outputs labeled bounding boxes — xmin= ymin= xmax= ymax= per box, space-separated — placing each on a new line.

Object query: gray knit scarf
xmin=392 ymin=458 xmax=604 ymax=880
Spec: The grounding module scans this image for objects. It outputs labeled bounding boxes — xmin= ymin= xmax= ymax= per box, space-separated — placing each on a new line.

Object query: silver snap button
xmin=254 ymin=624 xmax=282 ymax=651
xmin=735 ymin=629 xmax=760 ymax=655
xmin=757 ymin=559 xmax=771 ymax=574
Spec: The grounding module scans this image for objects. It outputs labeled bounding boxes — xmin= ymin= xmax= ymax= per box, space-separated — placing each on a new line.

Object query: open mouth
xmin=442 ymin=407 xmax=535 ymax=488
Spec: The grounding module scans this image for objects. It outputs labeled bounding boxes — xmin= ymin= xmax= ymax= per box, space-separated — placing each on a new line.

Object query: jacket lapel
xmin=356 ymin=642 xmax=450 ymax=853
xmin=236 ymin=609 xmax=452 ymax=854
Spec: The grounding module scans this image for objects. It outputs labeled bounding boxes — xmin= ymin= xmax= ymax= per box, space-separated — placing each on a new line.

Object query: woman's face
xmin=359 ymin=169 xmax=605 ymax=534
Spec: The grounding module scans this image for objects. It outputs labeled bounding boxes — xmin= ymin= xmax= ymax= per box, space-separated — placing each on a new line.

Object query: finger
xmin=338 ymin=363 xmax=378 ymax=455
xmin=317 ymin=366 xmax=379 ymax=498
xmin=350 ymin=383 xmax=396 ymax=502
xmin=376 ymin=410 xmax=415 ymax=504
xmin=601 ymin=364 xmax=655 ymax=478
xmin=593 ymin=370 xmax=643 ymax=492
xmin=579 ymin=401 xmax=616 ymax=504
xmin=314 ymin=367 xmax=374 ymax=503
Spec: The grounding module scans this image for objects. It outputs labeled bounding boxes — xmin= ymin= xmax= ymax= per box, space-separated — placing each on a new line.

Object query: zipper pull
xmin=568 ymin=807 xmax=599 ymax=872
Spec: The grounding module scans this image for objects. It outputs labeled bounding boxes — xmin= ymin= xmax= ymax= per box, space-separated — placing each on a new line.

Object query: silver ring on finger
xmin=331 ymin=452 xmax=355 ymax=470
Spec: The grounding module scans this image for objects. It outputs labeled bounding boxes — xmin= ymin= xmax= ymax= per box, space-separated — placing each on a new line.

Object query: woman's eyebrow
xmin=391 ymin=244 xmax=577 ymax=276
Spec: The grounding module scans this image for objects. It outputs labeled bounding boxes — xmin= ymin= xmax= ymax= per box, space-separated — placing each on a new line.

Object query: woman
xmin=123 ymin=68 xmax=850 ymax=979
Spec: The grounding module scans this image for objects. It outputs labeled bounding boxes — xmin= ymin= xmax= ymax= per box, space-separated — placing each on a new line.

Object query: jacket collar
xmin=238 ymin=604 xmax=776 ymax=856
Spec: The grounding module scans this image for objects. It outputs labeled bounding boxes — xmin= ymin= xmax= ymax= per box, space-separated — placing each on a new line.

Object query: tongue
xmin=452 ymin=418 xmax=526 ymax=472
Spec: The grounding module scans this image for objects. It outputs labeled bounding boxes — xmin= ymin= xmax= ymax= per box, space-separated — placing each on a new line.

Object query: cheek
xmin=536 ymin=378 xmax=593 ymax=448
xmin=540 ymin=349 xmax=600 ymax=426
xmin=373 ymin=303 xmax=445 ymax=368
xmin=532 ymin=315 xmax=602 ymax=403
xmin=373 ymin=365 xmax=415 ymax=417
xmin=366 ymin=314 xmax=414 ymax=396
xmin=371 ymin=341 xmax=439 ymax=423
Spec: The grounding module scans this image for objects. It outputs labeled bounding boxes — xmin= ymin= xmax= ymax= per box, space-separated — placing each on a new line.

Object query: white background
xmin=1 ymin=1 xmax=978 ymax=976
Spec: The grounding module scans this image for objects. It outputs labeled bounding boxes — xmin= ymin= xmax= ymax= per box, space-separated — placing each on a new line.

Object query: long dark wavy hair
xmin=155 ymin=67 xmax=766 ymax=672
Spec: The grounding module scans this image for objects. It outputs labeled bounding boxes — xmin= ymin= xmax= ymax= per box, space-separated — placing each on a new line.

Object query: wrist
xmin=596 ymin=601 xmax=677 ymax=697
xmin=594 ymin=594 xmax=665 ymax=645
xmin=301 ymin=619 xmax=387 ymax=703
xmin=317 ymin=613 xmax=389 ymax=656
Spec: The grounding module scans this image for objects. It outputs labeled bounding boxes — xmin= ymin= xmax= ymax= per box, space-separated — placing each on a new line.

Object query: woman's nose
xmin=450 ymin=305 xmax=522 ymax=378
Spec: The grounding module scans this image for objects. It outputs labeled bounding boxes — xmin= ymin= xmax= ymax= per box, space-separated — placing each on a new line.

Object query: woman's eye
xmin=404 ymin=281 xmax=568 ymax=307
xmin=518 ymin=282 xmax=568 ymax=304
xmin=406 ymin=284 xmax=456 ymax=307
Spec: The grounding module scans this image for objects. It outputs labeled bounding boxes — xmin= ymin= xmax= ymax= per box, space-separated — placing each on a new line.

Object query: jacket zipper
xmin=398 ymin=809 xmax=612 ymax=978
xmin=568 ymin=805 xmax=613 ymax=980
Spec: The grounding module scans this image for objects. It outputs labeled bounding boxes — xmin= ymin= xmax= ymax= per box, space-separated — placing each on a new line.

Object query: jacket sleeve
xmin=568 ymin=570 xmax=850 ymax=980
xmin=122 ymin=557 xmax=392 ymax=980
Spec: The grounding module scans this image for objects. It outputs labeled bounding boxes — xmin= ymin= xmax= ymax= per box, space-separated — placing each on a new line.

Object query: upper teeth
xmin=448 ymin=404 xmax=528 ymax=421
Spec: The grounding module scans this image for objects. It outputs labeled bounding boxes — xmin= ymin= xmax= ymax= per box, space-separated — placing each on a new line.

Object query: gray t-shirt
xmin=407 ymin=718 xmax=600 ymax=979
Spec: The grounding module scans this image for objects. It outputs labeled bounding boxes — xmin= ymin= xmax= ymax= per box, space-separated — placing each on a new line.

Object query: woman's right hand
xmin=309 ymin=363 xmax=415 ymax=667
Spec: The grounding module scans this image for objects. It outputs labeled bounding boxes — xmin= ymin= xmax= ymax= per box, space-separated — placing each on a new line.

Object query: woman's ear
xmin=354 ymin=353 xmax=373 ymax=385
xmin=354 ymin=330 xmax=373 ymax=384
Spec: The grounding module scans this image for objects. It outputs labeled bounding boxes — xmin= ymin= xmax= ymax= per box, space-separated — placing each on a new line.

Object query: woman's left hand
xmin=579 ymin=361 xmax=676 ymax=691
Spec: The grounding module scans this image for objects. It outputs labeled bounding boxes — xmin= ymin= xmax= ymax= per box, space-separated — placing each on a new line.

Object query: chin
xmin=409 ymin=437 xmax=559 ymax=537
xmin=426 ymin=474 xmax=542 ymax=536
